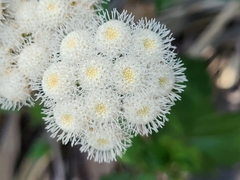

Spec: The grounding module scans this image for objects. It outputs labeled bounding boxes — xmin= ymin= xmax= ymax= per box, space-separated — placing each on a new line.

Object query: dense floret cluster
xmin=0 ymin=0 xmax=186 ymax=163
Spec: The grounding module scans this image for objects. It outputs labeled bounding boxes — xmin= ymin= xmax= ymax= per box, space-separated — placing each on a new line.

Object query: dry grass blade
xmin=0 ymin=113 xmax=20 ymax=180
xmin=188 ymin=1 xmax=240 ymax=57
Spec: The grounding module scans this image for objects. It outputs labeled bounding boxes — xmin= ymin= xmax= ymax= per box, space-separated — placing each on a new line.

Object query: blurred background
xmin=1 ymin=0 xmax=240 ymax=179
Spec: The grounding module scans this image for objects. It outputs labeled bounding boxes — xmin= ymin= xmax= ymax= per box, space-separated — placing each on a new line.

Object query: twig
xmin=188 ymin=1 xmax=240 ymax=57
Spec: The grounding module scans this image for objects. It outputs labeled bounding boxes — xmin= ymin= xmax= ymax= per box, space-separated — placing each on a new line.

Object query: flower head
xmin=38 ymin=62 xmax=77 ymax=104
xmin=36 ymin=0 xmax=68 ymax=28
xmin=17 ymin=42 xmax=49 ymax=80
xmin=113 ymin=55 xmax=144 ymax=94
xmin=85 ymin=89 xmax=122 ymax=124
xmin=0 ymin=68 xmax=34 ymax=110
xmin=0 ymin=5 xmax=187 ymax=164
xmin=60 ymin=30 xmax=93 ymax=61
xmin=77 ymin=56 xmax=112 ymax=90
xmin=14 ymin=1 xmax=38 ymax=33
xmin=80 ymin=125 xmax=132 ymax=163
xmin=123 ymin=92 xmax=170 ymax=135
xmin=93 ymin=9 xmax=134 ymax=56
xmin=43 ymin=98 xmax=88 ymax=145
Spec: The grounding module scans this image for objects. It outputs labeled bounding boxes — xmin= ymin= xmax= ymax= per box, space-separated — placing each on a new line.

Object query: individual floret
xmin=14 ymin=0 xmax=38 ymax=33
xmin=131 ymin=18 xmax=175 ymax=60
xmin=146 ymin=57 xmax=187 ymax=102
xmin=60 ymin=30 xmax=94 ymax=62
xmin=66 ymin=0 xmax=101 ymax=25
xmin=93 ymin=9 xmax=134 ymax=56
xmin=17 ymin=42 xmax=50 ymax=80
xmin=122 ymin=92 xmax=170 ymax=135
xmin=43 ymin=99 xmax=86 ymax=145
xmin=84 ymin=88 xmax=122 ymax=125
xmin=77 ymin=56 xmax=112 ymax=90
xmin=113 ymin=55 xmax=145 ymax=94
xmin=36 ymin=0 xmax=68 ymax=29
xmin=0 ymin=67 xmax=34 ymax=110
xmin=35 ymin=62 xmax=77 ymax=106
xmin=80 ymin=124 xmax=132 ymax=163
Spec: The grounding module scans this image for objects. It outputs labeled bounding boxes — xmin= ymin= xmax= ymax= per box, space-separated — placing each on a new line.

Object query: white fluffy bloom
xmin=39 ymin=62 xmax=77 ymax=103
xmin=66 ymin=0 xmax=100 ymax=24
xmin=60 ymin=30 xmax=93 ymax=62
xmin=0 ymin=23 xmax=23 ymax=48
xmin=93 ymin=9 xmax=134 ymax=56
xmin=34 ymin=29 xmax=53 ymax=48
xmin=14 ymin=1 xmax=38 ymax=33
xmin=0 ymin=68 xmax=34 ymax=110
xmin=0 ymin=5 xmax=187 ymax=163
xmin=131 ymin=18 xmax=175 ymax=60
xmin=17 ymin=43 xmax=49 ymax=80
xmin=95 ymin=20 xmax=131 ymax=55
xmin=77 ymin=56 xmax=112 ymax=90
xmin=131 ymin=29 xmax=164 ymax=59
xmin=84 ymin=89 xmax=122 ymax=124
xmin=43 ymin=99 xmax=85 ymax=145
xmin=147 ymin=58 xmax=187 ymax=102
xmin=113 ymin=55 xmax=145 ymax=94
xmin=123 ymin=93 xmax=170 ymax=135
xmin=80 ymin=125 xmax=132 ymax=163
xmin=36 ymin=0 xmax=68 ymax=28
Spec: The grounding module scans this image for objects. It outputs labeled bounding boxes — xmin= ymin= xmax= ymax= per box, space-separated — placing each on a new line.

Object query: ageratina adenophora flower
xmin=37 ymin=9 xmax=187 ymax=163
xmin=0 ymin=3 xmax=186 ymax=163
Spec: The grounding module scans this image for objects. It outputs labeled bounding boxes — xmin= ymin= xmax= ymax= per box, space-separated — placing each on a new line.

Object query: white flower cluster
xmin=0 ymin=0 xmax=187 ymax=163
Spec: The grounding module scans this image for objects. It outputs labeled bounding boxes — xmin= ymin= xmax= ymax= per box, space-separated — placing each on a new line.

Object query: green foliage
xmin=27 ymin=102 xmax=44 ymax=128
xmin=27 ymin=138 xmax=50 ymax=160
xmin=154 ymin=0 xmax=183 ymax=13
xmin=101 ymin=172 xmax=156 ymax=180
xmin=103 ymin=57 xmax=240 ymax=179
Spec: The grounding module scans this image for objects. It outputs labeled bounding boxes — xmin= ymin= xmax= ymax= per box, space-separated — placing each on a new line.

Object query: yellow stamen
xmin=159 ymin=77 xmax=167 ymax=87
xmin=122 ymin=67 xmax=135 ymax=83
xmin=47 ymin=3 xmax=56 ymax=12
xmin=97 ymin=138 xmax=109 ymax=146
xmin=95 ymin=103 xmax=107 ymax=115
xmin=143 ymin=38 xmax=156 ymax=50
xmin=61 ymin=114 xmax=73 ymax=126
xmin=67 ymin=38 xmax=77 ymax=49
xmin=105 ymin=27 xmax=119 ymax=40
xmin=86 ymin=67 xmax=98 ymax=79
xmin=46 ymin=73 xmax=59 ymax=89
xmin=137 ymin=106 xmax=149 ymax=117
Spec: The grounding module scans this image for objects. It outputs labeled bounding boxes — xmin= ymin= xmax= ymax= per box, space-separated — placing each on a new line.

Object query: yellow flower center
xmin=104 ymin=27 xmax=119 ymax=40
xmin=61 ymin=114 xmax=73 ymax=126
xmin=86 ymin=67 xmax=98 ymax=79
xmin=46 ymin=73 xmax=59 ymax=89
xmin=122 ymin=67 xmax=135 ymax=83
xmin=67 ymin=38 xmax=77 ymax=49
xmin=97 ymin=138 xmax=109 ymax=146
xmin=137 ymin=106 xmax=149 ymax=117
xmin=143 ymin=38 xmax=156 ymax=50
xmin=158 ymin=77 xmax=168 ymax=87
xmin=95 ymin=103 xmax=107 ymax=115
xmin=47 ymin=3 xmax=56 ymax=12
